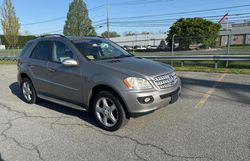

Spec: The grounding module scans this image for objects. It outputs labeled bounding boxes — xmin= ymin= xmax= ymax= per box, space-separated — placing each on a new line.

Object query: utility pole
xmin=226 ymin=29 xmax=232 ymax=68
xmin=106 ymin=0 xmax=110 ymax=39
xmin=225 ymin=11 xmax=230 ymax=68
xmin=171 ymin=34 xmax=176 ymax=66
xmin=171 ymin=34 xmax=176 ymax=56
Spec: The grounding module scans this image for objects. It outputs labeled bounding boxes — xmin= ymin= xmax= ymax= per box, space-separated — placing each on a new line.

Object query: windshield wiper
xmin=113 ymin=55 xmax=133 ymax=59
xmin=97 ymin=55 xmax=133 ymax=60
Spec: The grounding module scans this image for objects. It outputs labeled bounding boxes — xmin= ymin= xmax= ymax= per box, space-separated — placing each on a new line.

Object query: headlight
xmin=123 ymin=77 xmax=153 ymax=89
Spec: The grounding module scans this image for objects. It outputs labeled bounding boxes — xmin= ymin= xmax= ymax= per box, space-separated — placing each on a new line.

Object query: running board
xmin=38 ymin=94 xmax=88 ymax=112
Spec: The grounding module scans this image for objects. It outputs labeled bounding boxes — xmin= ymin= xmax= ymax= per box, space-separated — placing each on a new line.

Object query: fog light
xmin=137 ymin=96 xmax=154 ymax=104
xmin=144 ymin=97 xmax=151 ymax=103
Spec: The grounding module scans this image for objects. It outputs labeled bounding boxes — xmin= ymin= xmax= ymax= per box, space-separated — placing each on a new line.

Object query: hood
xmin=93 ymin=57 xmax=174 ymax=79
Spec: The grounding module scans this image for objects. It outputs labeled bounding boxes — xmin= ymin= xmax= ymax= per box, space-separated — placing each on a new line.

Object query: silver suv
xmin=17 ymin=35 xmax=181 ymax=131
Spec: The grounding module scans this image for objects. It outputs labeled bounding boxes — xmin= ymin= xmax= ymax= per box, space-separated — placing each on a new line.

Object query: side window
xmin=31 ymin=41 xmax=51 ymax=61
xmin=51 ymin=41 xmax=74 ymax=63
xmin=20 ymin=42 xmax=33 ymax=56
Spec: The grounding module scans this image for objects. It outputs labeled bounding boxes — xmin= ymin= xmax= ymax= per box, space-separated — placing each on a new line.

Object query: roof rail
xmin=37 ymin=34 xmax=106 ymax=41
xmin=38 ymin=34 xmax=66 ymax=38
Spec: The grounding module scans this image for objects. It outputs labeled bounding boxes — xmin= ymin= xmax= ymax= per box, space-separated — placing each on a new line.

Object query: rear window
xmin=31 ymin=41 xmax=51 ymax=61
xmin=20 ymin=42 xmax=33 ymax=57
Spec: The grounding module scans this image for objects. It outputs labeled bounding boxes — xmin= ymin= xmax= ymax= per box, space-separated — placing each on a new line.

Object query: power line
xmin=109 ymin=0 xmax=173 ymax=6
xmin=21 ymin=4 xmax=106 ymax=26
xmin=110 ymin=4 xmax=250 ymax=20
xmin=36 ymin=24 xmax=104 ymax=35
xmin=93 ymin=12 xmax=250 ymax=25
xmin=22 ymin=17 xmax=65 ymax=26
xmin=94 ymin=12 xmax=250 ymax=26
xmin=20 ymin=3 xmax=250 ymax=27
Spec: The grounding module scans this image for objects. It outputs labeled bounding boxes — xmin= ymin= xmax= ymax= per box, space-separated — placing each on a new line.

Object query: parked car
xmin=135 ymin=46 xmax=147 ymax=51
xmin=146 ymin=45 xmax=158 ymax=50
xmin=17 ymin=34 xmax=181 ymax=131
xmin=123 ymin=45 xmax=133 ymax=51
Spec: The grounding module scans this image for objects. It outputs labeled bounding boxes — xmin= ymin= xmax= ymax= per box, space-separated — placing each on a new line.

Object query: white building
xmin=110 ymin=33 xmax=167 ymax=47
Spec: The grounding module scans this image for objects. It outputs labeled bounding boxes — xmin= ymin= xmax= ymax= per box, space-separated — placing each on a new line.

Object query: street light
xmin=94 ymin=26 xmax=103 ymax=36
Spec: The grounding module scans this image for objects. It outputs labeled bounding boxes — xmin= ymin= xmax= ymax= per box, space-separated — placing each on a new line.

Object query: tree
xmin=124 ymin=31 xmax=135 ymax=36
xmin=63 ymin=0 xmax=96 ymax=36
xmin=23 ymin=30 xmax=31 ymax=36
xmin=166 ymin=18 xmax=220 ymax=49
xmin=159 ymin=40 xmax=167 ymax=49
xmin=141 ymin=32 xmax=151 ymax=35
xmin=101 ymin=31 xmax=120 ymax=38
xmin=1 ymin=0 xmax=20 ymax=48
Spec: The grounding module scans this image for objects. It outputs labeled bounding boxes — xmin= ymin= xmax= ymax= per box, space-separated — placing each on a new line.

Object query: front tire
xmin=92 ymin=91 xmax=128 ymax=131
xmin=21 ymin=78 xmax=38 ymax=104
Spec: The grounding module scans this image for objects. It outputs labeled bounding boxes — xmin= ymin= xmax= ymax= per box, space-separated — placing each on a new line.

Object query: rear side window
xmin=20 ymin=42 xmax=33 ymax=56
xmin=31 ymin=41 xmax=51 ymax=61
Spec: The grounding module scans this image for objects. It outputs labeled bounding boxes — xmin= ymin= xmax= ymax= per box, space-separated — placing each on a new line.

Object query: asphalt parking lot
xmin=0 ymin=65 xmax=249 ymax=161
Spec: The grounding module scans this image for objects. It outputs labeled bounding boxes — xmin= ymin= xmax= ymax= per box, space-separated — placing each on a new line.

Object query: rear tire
xmin=92 ymin=91 xmax=128 ymax=131
xmin=21 ymin=78 xmax=38 ymax=104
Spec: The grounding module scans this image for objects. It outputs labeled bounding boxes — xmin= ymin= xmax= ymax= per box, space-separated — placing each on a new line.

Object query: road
xmin=0 ymin=65 xmax=249 ymax=161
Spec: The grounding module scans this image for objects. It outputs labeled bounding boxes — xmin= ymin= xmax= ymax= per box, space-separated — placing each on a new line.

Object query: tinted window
xmin=51 ymin=41 xmax=74 ymax=63
xmin=31 ymin=41 xmax=51 ymax=61
xmin=20 ymin=42 xmax=33 ymax=56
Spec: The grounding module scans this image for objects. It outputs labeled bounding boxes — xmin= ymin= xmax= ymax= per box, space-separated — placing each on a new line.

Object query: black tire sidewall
xmin=21 ymin=78 xmax=37 ymax=104
xmin=92 ymin=91 xmax=127 ymax=131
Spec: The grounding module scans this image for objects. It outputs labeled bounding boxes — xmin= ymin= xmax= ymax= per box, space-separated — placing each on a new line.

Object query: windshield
xmin=74 ymin=39 xmax=133 ymax=61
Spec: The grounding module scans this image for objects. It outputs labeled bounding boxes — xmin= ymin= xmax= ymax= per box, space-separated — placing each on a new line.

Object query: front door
xmin=46 ymin=41 xmax=83 ymax=105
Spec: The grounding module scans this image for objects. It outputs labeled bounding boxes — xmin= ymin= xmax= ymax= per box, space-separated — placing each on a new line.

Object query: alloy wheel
xmin=95 ymin=97 xmax=118 ymax=127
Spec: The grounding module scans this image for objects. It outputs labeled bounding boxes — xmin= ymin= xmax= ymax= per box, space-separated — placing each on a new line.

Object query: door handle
xmin=28 ymin=64 xmax=34 ymax=68
xmin=47 ymin=67 xmax=56 ymax=72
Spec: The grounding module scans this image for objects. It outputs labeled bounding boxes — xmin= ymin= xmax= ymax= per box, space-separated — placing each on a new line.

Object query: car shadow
xmin=9 ymin=82 xmax=98 ymax=127
xmin=0 ymin=153 xmax=3 ymax=161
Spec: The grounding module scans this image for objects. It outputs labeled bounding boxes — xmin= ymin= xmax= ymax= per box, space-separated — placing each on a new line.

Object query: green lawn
xmin=228 ymin=45 xmax=250 ymax=50
xmin=175 ymin=66 xmax=250 ymax=74
xmin=0 ymin=60 xmax=17 ymax=64
xmin=161 ymin=60 xmax=250 ymax=69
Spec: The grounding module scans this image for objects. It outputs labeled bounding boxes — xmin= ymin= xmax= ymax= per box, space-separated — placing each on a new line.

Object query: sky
xmin=0 ymin=0 xmax=250 ymax=36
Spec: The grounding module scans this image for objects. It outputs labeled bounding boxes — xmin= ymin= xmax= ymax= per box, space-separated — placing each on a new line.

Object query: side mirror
xmin=62 ymin=58 xmax=78 ymax=67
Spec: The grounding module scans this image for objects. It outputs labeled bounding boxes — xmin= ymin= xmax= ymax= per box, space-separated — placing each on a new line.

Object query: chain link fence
xmin=0 ymin=47 xmax=22 ymax=61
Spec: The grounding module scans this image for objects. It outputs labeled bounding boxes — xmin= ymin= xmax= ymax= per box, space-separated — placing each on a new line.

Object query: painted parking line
xmin=195 ymin=73 xmax=226 ymax=109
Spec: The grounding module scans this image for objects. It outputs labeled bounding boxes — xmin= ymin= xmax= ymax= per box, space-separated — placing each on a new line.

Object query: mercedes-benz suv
xmin=17 ymin=34 xmax=181 ymax=131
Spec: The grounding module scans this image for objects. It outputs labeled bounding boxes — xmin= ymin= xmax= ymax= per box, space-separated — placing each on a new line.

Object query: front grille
xmin=153 ymin=72 xmax=178 ymax=89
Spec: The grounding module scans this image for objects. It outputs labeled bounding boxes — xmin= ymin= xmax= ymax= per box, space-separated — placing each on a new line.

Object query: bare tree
xmin=1 ymin=0 xmax=20 ymax=48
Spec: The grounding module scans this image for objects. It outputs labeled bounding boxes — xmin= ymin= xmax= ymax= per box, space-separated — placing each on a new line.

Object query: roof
xmin=36 ymin=34 xmax=105 ymax=42
xmin=66 ymin=36 xmax=105 ymax=42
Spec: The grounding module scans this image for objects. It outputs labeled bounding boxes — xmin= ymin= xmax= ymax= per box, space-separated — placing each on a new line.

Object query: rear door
xmin=46 ymin=40 xmax=83 ymax=105
xmin=28 ymin=41 xmax=52 ymax=95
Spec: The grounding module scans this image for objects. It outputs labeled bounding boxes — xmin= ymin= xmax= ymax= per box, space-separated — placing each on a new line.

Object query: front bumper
xmin=121 ymin=78 xmax=181 ymax=117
